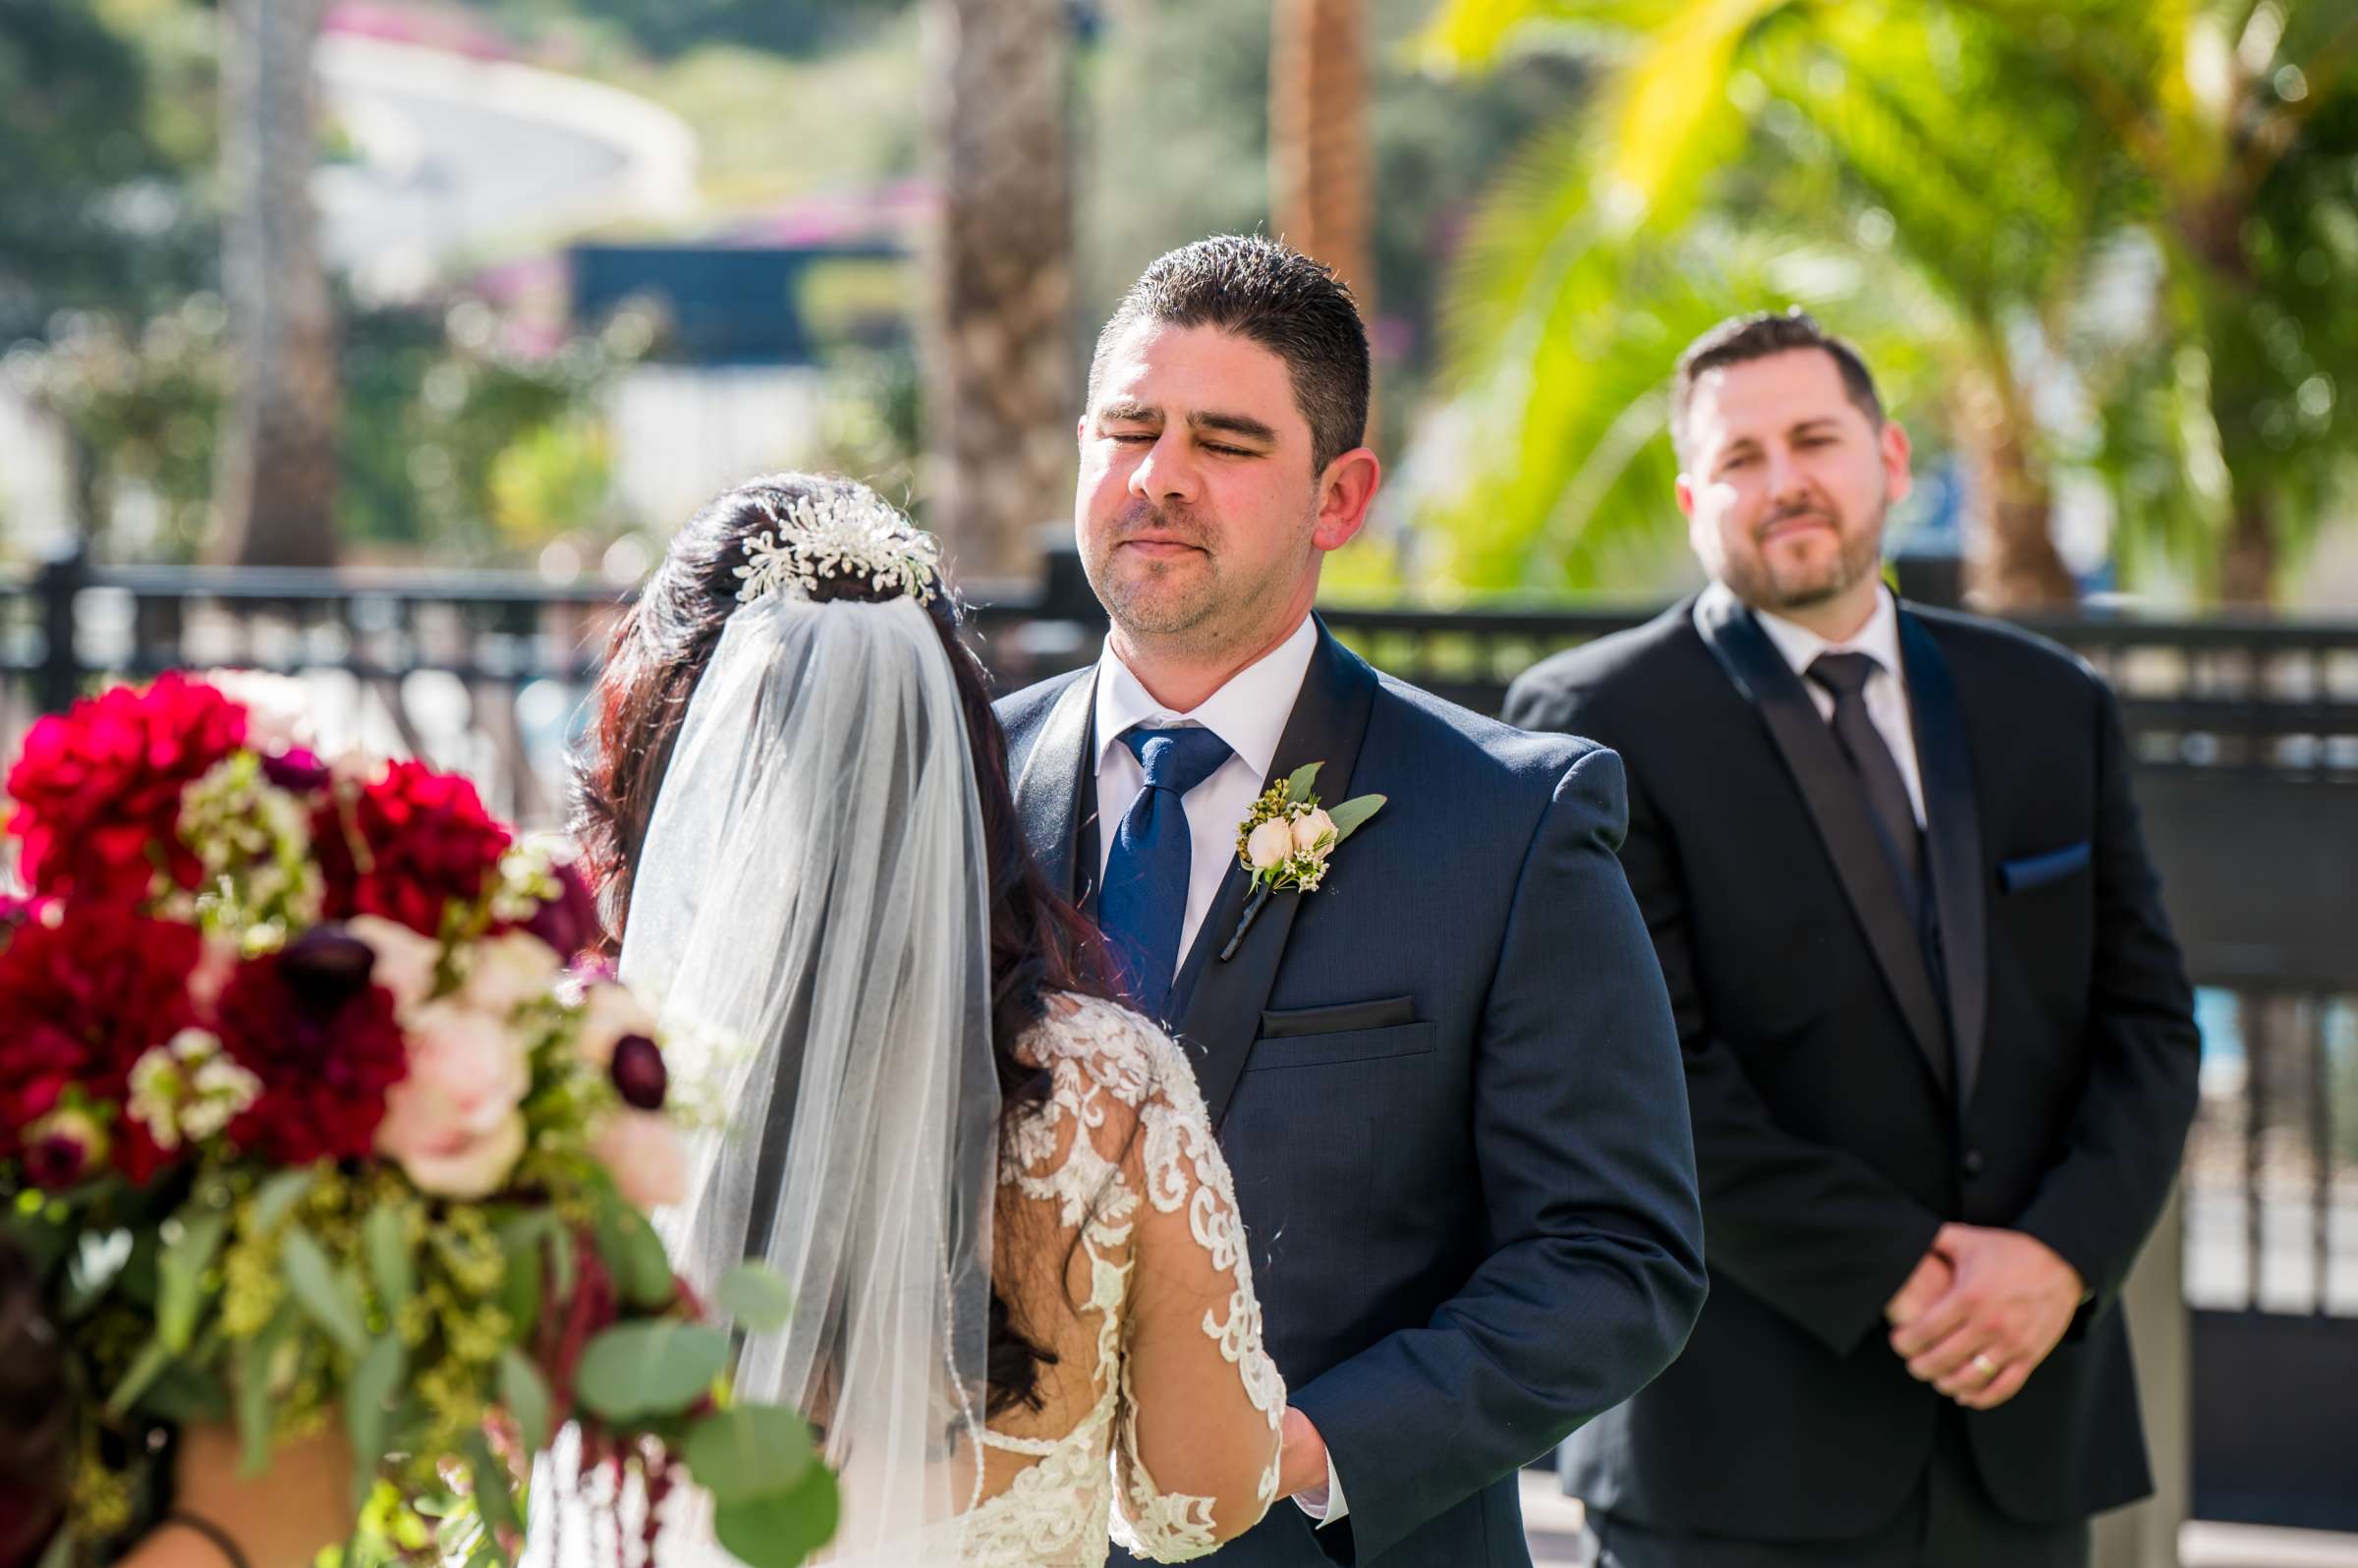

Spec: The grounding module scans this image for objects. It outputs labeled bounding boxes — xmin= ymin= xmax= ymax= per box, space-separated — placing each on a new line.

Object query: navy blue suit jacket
xmin=996 ymin=621 xmax=1707 ymax=1567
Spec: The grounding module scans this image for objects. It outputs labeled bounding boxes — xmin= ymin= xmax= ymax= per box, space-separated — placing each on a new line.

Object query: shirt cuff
xmin=1291 ymin=1450 xmax=1349 ymax=1527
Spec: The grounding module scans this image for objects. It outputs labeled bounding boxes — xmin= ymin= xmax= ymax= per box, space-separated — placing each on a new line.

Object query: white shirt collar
xmin=1092 ymin=614 xmax=1319 ymax=781
xmin=1708 ymin=580 xmax=1906 ymax=684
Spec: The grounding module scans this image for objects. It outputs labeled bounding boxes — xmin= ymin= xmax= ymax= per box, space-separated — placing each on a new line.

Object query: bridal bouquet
xmin=0 ymin=674 xmax=835 ymax=1567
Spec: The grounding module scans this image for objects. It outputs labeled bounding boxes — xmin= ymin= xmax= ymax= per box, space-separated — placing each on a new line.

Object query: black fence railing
xmin=4 ymin=546 xmax=2358 ymax=1523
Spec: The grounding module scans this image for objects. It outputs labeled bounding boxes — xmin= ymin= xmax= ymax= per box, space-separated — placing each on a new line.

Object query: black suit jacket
xmin=996 ymin=622 xmax=1707 ymax=1566
xmin=1503 ymin=594 xmax=2200 ymax=1540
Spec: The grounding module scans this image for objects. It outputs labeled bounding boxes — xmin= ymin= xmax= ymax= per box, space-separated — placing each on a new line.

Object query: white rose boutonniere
xmin=1220 ymin=761 xmax=1385 ymax=960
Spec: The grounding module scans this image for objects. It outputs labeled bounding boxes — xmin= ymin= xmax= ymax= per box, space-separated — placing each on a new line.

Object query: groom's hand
xmin=1276 ymin=1406 xmax=1329 ymax=1501
xmin=1889 ymin=1223 xmax=2082 ymax=1411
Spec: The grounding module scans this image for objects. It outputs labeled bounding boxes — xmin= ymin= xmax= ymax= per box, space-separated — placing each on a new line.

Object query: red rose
xmin=217 ymin=928 xmax=411 ymax=1164
xmin=0 ymin=905 xmax=200 ymax=1174
xmin=315 ymin=761 xmax=513 ymax=937
xmin=4 ymin=674 xmax=249 ymax=903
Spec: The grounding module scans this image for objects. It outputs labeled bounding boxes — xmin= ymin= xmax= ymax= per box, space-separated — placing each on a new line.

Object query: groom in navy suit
xmin=996 ymin=235 xmax=1707 ymax=1567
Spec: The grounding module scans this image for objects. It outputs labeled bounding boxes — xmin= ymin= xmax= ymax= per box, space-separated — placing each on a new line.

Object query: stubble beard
xmin=1730 ymin=498 xmax=1886 ymax=613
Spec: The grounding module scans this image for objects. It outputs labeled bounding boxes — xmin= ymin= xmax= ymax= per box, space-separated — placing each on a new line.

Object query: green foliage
xmin=574 ymin=1321 xmax=732 ymax=1422
xmin=1420 ymin=0 xmax=2358 ymax=598
xmin=0 ymin=0 xmax=217 ymax=343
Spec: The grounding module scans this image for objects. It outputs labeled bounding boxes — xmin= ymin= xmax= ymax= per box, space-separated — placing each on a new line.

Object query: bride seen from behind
xmin=569 ymin=475 xmax=1282 ymax=1567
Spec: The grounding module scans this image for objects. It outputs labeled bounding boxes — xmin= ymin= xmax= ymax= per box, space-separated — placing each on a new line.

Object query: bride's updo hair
xmin=572 ymin=473 xmax=1122 ymax=1416
xmin=0 ymin=1237 xmax=74 ymax=1568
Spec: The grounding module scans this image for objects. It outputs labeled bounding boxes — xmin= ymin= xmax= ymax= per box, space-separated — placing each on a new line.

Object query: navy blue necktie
xmin=1098 ymin=725 xmax=1233 ymax=1020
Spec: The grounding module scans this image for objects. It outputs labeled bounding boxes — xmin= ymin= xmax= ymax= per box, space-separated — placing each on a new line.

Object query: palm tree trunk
xmin=213 ymin=0 xmax=339 ymax=568
xmin=1955 ymin=364 xmax=2075 ymax=609
xmin=918 ymin=0 xmax=1077 ymax=584
xmin=1269 ymin=0 xmax=1373 ymax=311
xmin=2218 ymin=496 xmax=2276 ymax=605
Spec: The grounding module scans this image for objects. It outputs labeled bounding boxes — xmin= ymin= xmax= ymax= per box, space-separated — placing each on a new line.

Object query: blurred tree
xmin=482 ymin=0 xmax=905 ymax=59
xmin=0 ymin=0 xmax=215 ymax=345
xmin=1420 ymin=0 xmax=2358 ymax=604
xmin=211 ymin=0 xmax=340 ymax=567
xmin=917 ymin=0 xmax=1078 ymax=582
xmin=1272 ymin=0 xmax=1375 ymax=308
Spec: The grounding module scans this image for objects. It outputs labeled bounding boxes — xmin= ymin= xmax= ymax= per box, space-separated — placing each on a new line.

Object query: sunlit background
xmin=4 ymin=2 xmax=2356 ymax=1564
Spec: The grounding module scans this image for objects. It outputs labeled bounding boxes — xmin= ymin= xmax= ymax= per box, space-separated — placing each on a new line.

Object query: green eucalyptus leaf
xmin=157 ymin=1209 xmax=229 ymax=1354
xmin=574 ymin=1322 xmax=731 ymax=1423
xmin=281 ymin=1225 xmax=368 ymax=1358
xmin=596 ymin=1203 xmax=676 ymax=1314
xmin=711 ymin=1461 xmax=840 ymax=1568
xmin=496 ymin=1228 xmax=542 ymax=1348
xmin=252 ymin=1167 xmax=317 ymax=1233
xmin=104 ymin=1334 xmax=174 ymax=1419
xmin=363 ymin=1204 xmax=416 ymax=1317
xmin=683 ymin=1404 xmax=815 ymax=1500
xmin=498 ymin=1347 xmax=554 ymax=1457
xmin=713 ymin=1265 xmax=796 ymax=1336
xmin=1327 ymin=793 xmax=1387 ymax=843
xmin=465 ymin=1432 xmax=523 ymax=1546
xmin=1283 ymin=761 xmax=1323 ymax=805
xmin=237 ymin=1301 xmax=298 ymax=1478
xmin=346 ymin=1335 xmax=406 ymax=1509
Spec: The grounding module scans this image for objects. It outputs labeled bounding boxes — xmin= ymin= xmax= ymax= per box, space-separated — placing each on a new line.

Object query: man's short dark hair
xmin=1091 ymin=235 xmax=1370 ymax=474
xmin=1670 ymin=308 xmax=1883 ymax=460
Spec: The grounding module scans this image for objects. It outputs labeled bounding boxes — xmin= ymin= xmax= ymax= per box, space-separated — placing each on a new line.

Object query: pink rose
xmin=393 ymin=1111 xmax=527 ymax=1202
xmin=346 ymin=915 xmax=443 ymax=1016
xmin=1245 ymin=818 xmax=1295 ymax=872
xmin=590 ymin=1109 xmax=688 ymax=1211
xmin=373 ymin=1000 xmax=531 ymax=1198
xmin=461 ymin=931 xmax=561 ymax=1017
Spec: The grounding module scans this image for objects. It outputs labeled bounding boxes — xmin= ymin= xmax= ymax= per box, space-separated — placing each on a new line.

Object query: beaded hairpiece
xmin=732 ymin=488 xmax=944 ymax=606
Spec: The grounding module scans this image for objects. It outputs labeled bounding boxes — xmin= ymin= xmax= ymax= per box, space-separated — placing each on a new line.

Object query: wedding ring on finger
xmin=1971 ymin=1352 xmax=2000 ymax=1381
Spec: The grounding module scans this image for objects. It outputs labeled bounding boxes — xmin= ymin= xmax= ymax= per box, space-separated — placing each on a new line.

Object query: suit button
xmin=1962 ymin=1149 xmax=1987 ymax=1178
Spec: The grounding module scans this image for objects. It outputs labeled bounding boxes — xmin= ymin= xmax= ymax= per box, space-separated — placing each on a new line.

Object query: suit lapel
xmin=1171 ymin=620 xmax=1380 ymax=1129
xmin=1011 ymin=670 xmax=1100 ymax=907
xmin=1897 ymin=607 xmax=1989 ymax=1108
xmin=1692 ymin=591 xmax=1954 ymax=1098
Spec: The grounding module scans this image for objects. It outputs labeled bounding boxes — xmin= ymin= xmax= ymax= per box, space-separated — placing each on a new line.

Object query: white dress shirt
xmin=1088 ymin=613 xmax=1352 ymax=1526
xmin=1701 ymin=582 xmax=1927 ymax=826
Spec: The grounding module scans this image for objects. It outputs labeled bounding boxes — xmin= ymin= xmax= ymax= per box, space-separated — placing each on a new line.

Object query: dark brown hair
xmin=570 ymin=473 xmax=1121 ymax=1415
xmin=1091 ymin=234 xmax=1371 ymax=473
xmin=1670 ymin=308 xmax=1884 ymax=459
xmin=0 ymin=1236 xmax=74 ymax=1568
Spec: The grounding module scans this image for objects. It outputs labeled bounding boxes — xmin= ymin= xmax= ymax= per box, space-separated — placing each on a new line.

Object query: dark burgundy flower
xmin=608 ymin=1034 xmax=667 ymax=1111
xmin=260 ymin=747 xmax=333 ymax=794
xmin=217 ymin=946 xmax=409 ymax=1164
xmin=314 ymin=760 xmax=514 ymax=936
xmin=4 ymin=674 xmax=249 ymax=902
xmin=278 ymin=926 xmax=378 ymax=1007
xmin=0 ymin=905 xmax=200 ymax=1176
xmin=22 ymin=1110 xmax=106 ymax=1190
xmin=523 ymin=860 xmax=601 ymax=962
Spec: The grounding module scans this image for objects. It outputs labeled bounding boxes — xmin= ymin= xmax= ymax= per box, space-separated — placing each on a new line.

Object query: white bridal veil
xmin=618 ymin=580 xmax=998 ymax=1564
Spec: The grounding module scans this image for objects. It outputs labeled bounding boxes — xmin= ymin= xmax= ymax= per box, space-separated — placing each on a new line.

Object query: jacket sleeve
xmin=1286 ymin=743 xmax=1708 ymax=1565
xmin=2010 ymin=679 xmax=2201 ymax=1320
xmin=1506 ymin=672 xmax=1945 ymax=1359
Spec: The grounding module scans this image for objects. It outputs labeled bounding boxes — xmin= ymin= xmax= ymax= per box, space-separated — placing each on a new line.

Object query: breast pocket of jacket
xmin=1250 ymin=995 xmax=1432 ymax=1070
xmin=1997 ymin=840 xmax=2093 ymax=894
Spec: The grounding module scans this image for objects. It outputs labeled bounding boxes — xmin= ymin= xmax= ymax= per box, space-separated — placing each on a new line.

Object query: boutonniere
xmin=1218 ymin=762 xmax=1386 ymax=961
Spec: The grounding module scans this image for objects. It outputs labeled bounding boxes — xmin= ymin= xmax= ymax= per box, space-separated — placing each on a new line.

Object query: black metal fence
xmin=5 ymin=547 xmax=2358 ymax=1522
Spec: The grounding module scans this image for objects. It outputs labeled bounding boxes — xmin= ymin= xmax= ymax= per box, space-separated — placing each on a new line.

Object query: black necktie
xmin=1806 ymin=651 xmax=1923 ymax=908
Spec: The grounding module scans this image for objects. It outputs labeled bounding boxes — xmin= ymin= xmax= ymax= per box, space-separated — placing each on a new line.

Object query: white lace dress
xmin=941 ymin=992 xmax=1286 ymax=1566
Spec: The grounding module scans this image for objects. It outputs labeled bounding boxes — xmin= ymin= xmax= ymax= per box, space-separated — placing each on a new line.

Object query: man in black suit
xmin=1504 ymin=310 xmax=2200 ymax=1568
xmin=998 ymin=236 xmax=1707 ymax=1565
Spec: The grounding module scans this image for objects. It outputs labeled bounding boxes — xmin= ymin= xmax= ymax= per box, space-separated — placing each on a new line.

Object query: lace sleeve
xmin=1103 ymin=1013 xmax=1286 ymax=1561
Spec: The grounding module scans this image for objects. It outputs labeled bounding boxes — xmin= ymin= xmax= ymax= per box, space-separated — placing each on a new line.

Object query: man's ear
xmin=1880 ymin=420 xmax=1913 ymax=507
xmin=1312 ymin=448 xmax=1381 ymax=552
xmin=1674 ymin=472 xmax=1698 ymax=521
